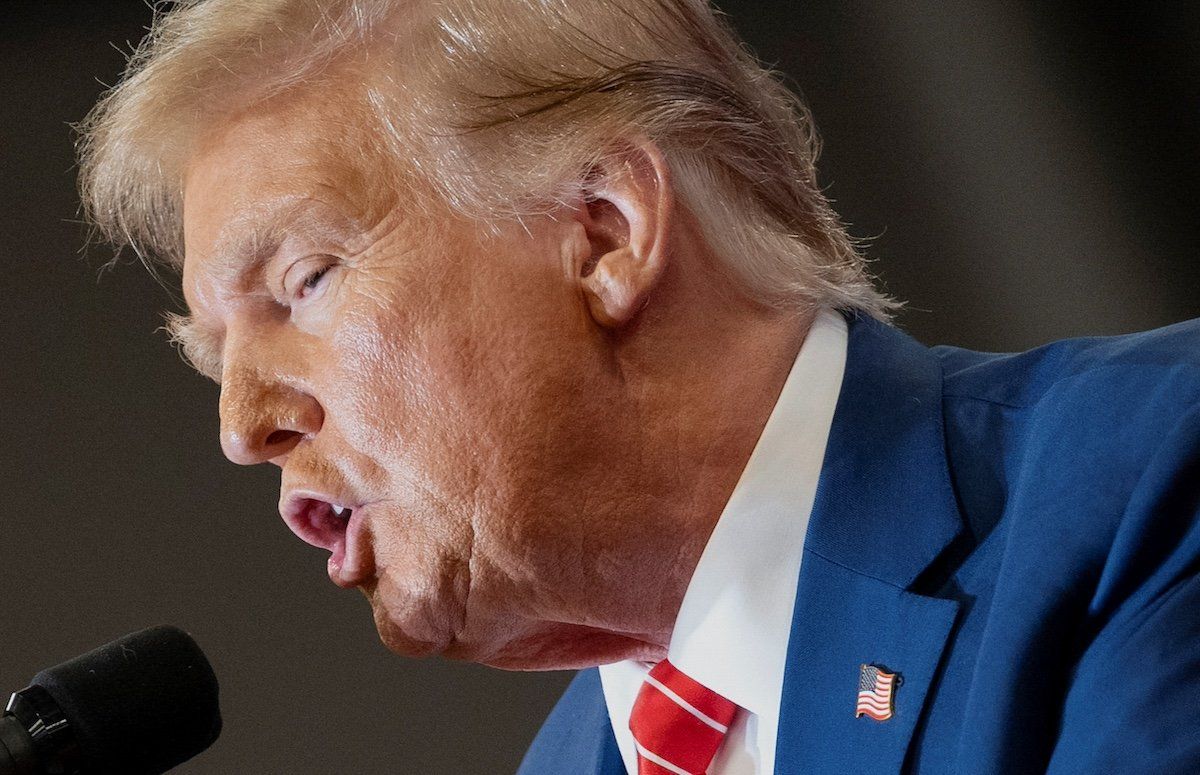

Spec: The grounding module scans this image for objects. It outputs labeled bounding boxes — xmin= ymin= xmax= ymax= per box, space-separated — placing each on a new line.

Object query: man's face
xmin=180 ymin=89 xmax=680 ymax=669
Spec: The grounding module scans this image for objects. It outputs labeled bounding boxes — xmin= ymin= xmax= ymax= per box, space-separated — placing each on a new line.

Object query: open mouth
xmin=281 ymin=496 xmax=353 ymax=552
xmin=279 ymin=493 xmax=373 ymax=588
xmin=303 ymin=499 xmax=352 ymax=545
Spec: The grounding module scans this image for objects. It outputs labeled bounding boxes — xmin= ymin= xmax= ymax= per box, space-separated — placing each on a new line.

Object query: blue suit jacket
xmin=519 ymin=314 xmax=1200 ymax=774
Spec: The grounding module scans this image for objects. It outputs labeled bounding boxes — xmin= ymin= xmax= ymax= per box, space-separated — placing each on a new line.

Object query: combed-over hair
xmin=78 ymin=0 xmax=894 ymax=317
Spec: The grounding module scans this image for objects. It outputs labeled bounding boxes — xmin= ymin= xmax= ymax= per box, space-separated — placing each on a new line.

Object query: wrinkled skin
xmin=180 ymin=84 xmax=809 ymax=670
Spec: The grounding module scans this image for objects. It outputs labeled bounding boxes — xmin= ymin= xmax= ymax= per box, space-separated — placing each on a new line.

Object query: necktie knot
xmin=628 ymin=660 xmax=739 ymax=775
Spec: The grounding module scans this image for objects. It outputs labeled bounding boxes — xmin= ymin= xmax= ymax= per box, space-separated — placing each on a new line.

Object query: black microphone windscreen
xmin=29 ymin=625 xmax=221 ymax=774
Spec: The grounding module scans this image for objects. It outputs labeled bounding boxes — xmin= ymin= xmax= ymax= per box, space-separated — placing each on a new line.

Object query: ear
xmin=570 ymin=140 xmax=674 ymax=329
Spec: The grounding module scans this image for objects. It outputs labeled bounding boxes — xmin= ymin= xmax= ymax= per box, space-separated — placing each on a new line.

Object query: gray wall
xmin=2 ymin=2 xmax=1197 ymax=772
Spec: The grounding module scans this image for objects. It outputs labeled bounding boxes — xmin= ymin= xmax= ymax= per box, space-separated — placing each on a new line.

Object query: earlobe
xmin=576 ymin=141 xmax=674 ymax=330
xmin=583 ymin=247 xmax=643 ymax=328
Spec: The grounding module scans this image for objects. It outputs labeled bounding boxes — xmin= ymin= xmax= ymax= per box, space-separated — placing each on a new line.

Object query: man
xmin=77 ymin=0 xmax=1200 ymax=772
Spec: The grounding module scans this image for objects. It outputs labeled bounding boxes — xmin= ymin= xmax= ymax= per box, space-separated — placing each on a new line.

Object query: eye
xmin=302 ymin=265 xmax=331 ymax=293
xmin=284 ymin=257 xmax=339 ymax=302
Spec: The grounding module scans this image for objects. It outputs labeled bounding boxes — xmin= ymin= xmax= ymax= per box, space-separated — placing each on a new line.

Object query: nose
xmin=219 ymin=365 xmax=324 ymax=466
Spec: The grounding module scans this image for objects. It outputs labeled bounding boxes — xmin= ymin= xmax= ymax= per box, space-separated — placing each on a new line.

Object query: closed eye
xmin=291 ymin=259 xmax=339 ymax=301
xmin=280 ymin=254 xmax=340 ymax=303
xmin=303 ymin=265 xmax=332 ymax=292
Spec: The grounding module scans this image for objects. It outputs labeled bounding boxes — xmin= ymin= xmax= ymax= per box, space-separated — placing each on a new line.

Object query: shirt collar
xmin=666 ymin=308 xmax=848 ymax=721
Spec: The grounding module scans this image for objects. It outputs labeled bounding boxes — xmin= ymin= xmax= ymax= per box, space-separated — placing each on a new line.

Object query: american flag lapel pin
xmin=856 ymin=664 xmax=899 ymax=721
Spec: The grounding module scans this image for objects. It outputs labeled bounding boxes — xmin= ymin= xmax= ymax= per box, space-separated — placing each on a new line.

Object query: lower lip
xmin=328 ymin=508 xmax=368 ymax=588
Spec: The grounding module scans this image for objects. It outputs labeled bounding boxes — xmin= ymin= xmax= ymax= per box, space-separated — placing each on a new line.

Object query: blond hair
xmin=78 ymin=0 xmax=894 ymax=317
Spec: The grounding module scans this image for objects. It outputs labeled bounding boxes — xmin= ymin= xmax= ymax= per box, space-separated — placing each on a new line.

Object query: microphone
xmin=0 ymin=625 xmax=221 ymax=774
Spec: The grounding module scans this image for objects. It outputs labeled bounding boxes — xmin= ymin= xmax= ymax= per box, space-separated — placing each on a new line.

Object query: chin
xmin=374 ymin=611 xmax=450 ymax=659
xmin=369 ymin=588 xmax=459 ymax=659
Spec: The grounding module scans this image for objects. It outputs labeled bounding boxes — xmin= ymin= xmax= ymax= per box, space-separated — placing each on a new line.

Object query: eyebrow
xmin=172 ymin=198 xmax=358 ymax=381
xmin=166 ymin=312 xmax=224 ymax=382
xmin=209 ymin=199 xmax=332 ymax=291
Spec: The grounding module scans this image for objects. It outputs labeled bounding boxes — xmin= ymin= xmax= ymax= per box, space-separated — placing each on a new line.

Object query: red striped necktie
xmin=628 ymin=659 xmax=740 ymax=775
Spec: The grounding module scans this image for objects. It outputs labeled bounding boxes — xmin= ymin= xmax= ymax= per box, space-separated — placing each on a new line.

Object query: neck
xmin=615 ymin=238 xmax=816 ymax=648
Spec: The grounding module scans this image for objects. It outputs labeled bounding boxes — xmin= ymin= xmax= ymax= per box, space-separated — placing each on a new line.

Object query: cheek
xmin=328 ymin=250 xmax=572 ymax=475
xmin=323 ymin=232 xmax=617 ymax=600
xmin=321 ymin=268 xmax=507 ymax=528
xmin=326 ymin=288 xmax=431 ymax=452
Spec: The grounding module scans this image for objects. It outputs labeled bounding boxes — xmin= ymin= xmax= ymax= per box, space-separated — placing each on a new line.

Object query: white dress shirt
xmin=599 ymin=309 xmax=849 ymax=775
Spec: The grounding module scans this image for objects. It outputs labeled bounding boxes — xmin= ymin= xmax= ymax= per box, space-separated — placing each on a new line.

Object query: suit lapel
xmin=774 ymin=314 xmax=965 ymax=774
xmin=774 ymin=556 xmax=960 ymax=773
xmin=517 ymin=669 xmax=625 ymax=775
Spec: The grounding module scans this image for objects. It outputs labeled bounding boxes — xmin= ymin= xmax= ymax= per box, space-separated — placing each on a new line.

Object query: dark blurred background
xmin=2 ymin=1 xmax=1197 ymax=772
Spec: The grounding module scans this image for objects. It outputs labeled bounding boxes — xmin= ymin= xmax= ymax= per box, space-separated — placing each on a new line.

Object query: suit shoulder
xmin=930 ymin=320 xmax=1200 ymax=568
xmin=931 ymin=320 xmax=1200 ymax=612
xmin=934 ymin=317 xmax=1200 ymax=413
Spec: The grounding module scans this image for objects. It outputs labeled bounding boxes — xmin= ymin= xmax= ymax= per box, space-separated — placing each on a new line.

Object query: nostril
xmin=265 ymin=429 xmax=301 ymax=448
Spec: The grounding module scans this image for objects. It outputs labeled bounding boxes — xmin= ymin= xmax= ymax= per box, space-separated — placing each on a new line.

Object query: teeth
xmin=332 ymin=505 xmax=346 ymax=516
